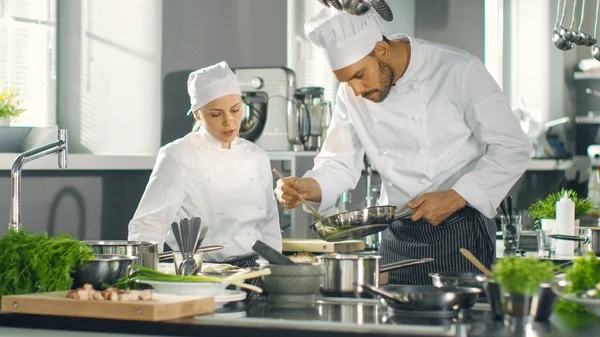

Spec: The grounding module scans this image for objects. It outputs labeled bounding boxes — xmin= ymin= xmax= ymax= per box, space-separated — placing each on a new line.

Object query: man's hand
xmin=406 ymin=190 xmax=467 ymax=226
xmin=274 ymin=177 xmax=322 ymax=209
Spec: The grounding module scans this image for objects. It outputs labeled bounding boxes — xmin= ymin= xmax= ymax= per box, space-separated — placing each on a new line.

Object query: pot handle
xmin=380 ymin=258 xmax=434 ymax=273
xmin=548 ymin=234 xmax=589 ymax=243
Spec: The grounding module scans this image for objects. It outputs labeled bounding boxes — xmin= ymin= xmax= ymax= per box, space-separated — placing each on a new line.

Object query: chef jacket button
xmin=249 ymin=177 xmax=254 ymax=181
xmin=199 ymin=147 xmax=204 ymax=152
xmin=420 ymin=179 xmax=427 ymax=184
xmin=259 ymin=206 xmax=264 ymax=211
xmin=412 ymin=116 xmax=420 ymax=121
xmin=206 ymin=178 xmax=211 ymax=183
xmin=388 ymin=182 xmax=393 ymax=187
xmin=245 ymin=148 xmax=250 ymax=152
xmin=217 ymin=210 xmax=224 ymax=215
xmin=381 ymin=148 xmax=388 ymax=156
xmin=373 ymin=118 xmax=379 ymax=123
xmin=418 ymin=149 xmax=424 ymax=155
xmin=411 ymin=83 xmax=419 ymax=90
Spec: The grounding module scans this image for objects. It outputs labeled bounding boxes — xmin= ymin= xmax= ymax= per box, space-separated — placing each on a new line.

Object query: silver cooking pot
xmin=310 ymin=205 xmax=399 ymax=242
xmin=317 ymin=253 xmax=434 ymax=296
xmin=81 ymin=240 xmax=159 ymax=270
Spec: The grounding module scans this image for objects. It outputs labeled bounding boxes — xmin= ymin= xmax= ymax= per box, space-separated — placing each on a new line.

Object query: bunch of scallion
xmin=0 ymin=228 xmax=94 ymax=297
xmin=111 ymin=265 xmax=227 ymax=290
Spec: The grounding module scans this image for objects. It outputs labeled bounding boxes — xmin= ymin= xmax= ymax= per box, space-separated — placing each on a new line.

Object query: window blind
xmin=286 ymin=0 xmax=339 ymax=105
xmin=0 ymin=0 xmax=56 ymax=127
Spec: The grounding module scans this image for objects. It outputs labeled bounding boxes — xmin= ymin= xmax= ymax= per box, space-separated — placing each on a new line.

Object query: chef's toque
xmin=187 ymin=61 xmax=241 ymax=115
xmin=304 ymin=7 xmax=384 ymax=71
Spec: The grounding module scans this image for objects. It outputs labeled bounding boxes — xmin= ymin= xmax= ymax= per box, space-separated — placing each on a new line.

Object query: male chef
xmin=275 ymin=8 xmax=533 ymax=284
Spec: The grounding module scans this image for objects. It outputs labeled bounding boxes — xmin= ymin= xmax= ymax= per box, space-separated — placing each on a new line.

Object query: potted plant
xmin=0 ymin=83 xmax=25 ymax=126
xmin=528 ymin=189 xmax=596 ymax=229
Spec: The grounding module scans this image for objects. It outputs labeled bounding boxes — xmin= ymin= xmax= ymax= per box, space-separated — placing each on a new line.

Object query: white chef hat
xmin=186 ymin=61 xmax=241 ymax=115
xmin=304 ymin=8 xmax=384 ymax=71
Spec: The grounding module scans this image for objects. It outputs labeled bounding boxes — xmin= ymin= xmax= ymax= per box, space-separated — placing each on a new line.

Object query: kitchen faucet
xmin=8 ymin=129 xmax=68 ymax=231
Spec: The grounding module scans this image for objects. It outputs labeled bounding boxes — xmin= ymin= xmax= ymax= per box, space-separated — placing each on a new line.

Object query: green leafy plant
xmin=555 ymin=252 xmax=600 ymax=313
xmin=492 ymin=256 xmax=555 ymax=295
xmin=0 ymin=83 xmax=25 ymax=121
xmin=528 ymin=189 xmax=596 ymax=228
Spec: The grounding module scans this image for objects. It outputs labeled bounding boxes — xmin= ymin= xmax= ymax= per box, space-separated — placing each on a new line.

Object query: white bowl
xmin=559 ymin=294 xmax=600 ymax=317
xmin=141 ymin=280 xmax=228 ymax=297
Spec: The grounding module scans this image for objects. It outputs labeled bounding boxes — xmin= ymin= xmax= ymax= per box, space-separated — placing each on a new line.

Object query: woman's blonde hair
xmin=191 ymin=109 xmax=202 ymax=132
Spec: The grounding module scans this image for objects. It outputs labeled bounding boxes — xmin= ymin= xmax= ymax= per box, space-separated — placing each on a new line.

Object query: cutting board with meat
xmin=1 ymin=287 xmax=214 ymax=321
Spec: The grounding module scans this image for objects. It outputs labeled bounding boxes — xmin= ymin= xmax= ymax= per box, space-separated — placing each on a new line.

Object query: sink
xmin=0 ymin=126 xmax=58 ymax=153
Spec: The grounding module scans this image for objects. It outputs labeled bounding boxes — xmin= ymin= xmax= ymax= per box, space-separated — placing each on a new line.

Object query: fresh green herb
xmin=111 ymin=265 xmax=226 ymax=290
xmin=528 ymin=189 xmax=596 ymax=229
xmin=0 ymin=228 xmax=94 ymax=297
xmin=492 ymin=257 xmax=555 ymax=295
xmin=555 ymin=252 xmax=600 ymax=313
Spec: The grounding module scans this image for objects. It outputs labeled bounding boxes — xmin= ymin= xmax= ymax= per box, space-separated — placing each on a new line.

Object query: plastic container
xmin=555 ymin=192 xmax=575 ymax=255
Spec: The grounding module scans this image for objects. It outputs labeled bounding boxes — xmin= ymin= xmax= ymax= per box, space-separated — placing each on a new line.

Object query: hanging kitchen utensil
xmin=591 ymin=0 xmax=600 ymax=60
xmin=310 ymin=205 xmax=397 ymax=242
xmin=365 ymin=0 xmax=393 ymax=22
xmin=341 ymin=0 xmax=371 ymax=16
xmin=567 ymin=0 xmax=584 ymax=44
xmin=252 ymin=240 xmax=296 ymax=265
xmin=553 ymin=0 xmax=576 ymax=50
xmin=315 ymin=0 xmax=393 ymax=22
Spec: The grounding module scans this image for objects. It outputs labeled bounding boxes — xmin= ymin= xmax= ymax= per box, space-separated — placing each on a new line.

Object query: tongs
xmin=317 ymin=0 xmax=394 ymax=22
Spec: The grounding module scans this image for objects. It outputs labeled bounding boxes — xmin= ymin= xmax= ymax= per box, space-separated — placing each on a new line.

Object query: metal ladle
xmin=553 ymin=0 xmax=576 ymax=50
xmin=591 ymin=0 xmax=600 ymax=60
xmin=569 ymin=0 xmax=587 ymax=45
xmin=579 ymin=0 xmax=597 ymax=45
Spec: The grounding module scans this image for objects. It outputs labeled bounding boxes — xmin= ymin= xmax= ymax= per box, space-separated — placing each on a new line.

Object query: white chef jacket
xmin=303 ymin=34 xmax=533 ymax=218
xmin=128 ymin=127 xmax=282 ymax=261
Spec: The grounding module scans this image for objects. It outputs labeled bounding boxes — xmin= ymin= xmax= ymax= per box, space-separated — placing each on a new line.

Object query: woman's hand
xmin=274 ymin=177 xmax=322 ymax=209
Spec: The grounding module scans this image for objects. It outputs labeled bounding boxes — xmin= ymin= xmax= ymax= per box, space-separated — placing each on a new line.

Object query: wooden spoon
xmin=459 ymin=248 xmax=492 ymax=277
xmin=272 ymin=169 xmax=322 ymax=220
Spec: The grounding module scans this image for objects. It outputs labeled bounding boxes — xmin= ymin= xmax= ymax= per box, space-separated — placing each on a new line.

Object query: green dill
xmin=0 ymin=228 xmax=94 ymax=297
xmin=492 ymin=257 xmax=555 ymax=295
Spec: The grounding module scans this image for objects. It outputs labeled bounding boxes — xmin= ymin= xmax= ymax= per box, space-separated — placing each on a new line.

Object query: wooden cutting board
xmin=1 ymin=291 xmax=214 ymax=321
xmin=282 ymin=239 xmax=365 ymax=253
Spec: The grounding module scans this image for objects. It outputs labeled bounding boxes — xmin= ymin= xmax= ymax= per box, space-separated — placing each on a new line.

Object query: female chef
xmin=128 ymin=61 xmax=282 ymax=266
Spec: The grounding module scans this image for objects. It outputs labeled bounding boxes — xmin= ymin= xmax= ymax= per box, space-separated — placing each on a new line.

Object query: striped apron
xmin=380 ymin=206 xmax=496 ymax=285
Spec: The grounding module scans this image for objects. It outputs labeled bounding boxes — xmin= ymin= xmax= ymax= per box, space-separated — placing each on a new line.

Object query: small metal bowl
xmin=72 ymin=254 xmax=136 ymax=289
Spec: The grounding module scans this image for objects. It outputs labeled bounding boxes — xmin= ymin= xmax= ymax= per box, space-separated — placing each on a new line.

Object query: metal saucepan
xmin=359 ymin=283 xmax=482 ymax=313
xmin=81 ymin=240 xmax=159 ymax=270
xmin=318 ymin=253 xmax=434 ymax=296
xmin=310 ymin=205 xmax=401 ymax=242
xmin=549 ymin=228 xmax=600 ymax=255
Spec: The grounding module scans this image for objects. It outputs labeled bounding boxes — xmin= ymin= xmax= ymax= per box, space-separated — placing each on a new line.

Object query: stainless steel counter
xmin=1 ymin=296 xmax=599 ymax=337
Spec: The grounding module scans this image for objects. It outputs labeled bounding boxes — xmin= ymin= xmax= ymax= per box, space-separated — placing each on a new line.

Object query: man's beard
xmin=361 ymin=59 xmax=395 ymax=103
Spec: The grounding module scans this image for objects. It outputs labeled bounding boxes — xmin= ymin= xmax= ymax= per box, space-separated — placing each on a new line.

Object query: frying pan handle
xmin=355 ymin=282 xmax=408 ymax=304
xmin=380 ymin=258 xmax=434 ymax=273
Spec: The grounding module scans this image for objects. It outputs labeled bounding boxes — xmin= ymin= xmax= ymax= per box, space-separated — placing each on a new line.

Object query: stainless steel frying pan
xmin=310 ymin=205 xmax=413 ymax=242
xmin=358 ymin=283 xmax=482 ymax=312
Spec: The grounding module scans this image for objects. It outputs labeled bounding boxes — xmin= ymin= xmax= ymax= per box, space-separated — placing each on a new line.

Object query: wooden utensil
xmin=272 ymin=168 xmax=322 ymax=220
xmin=459 ymin=248 xmax=492 ymax=277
